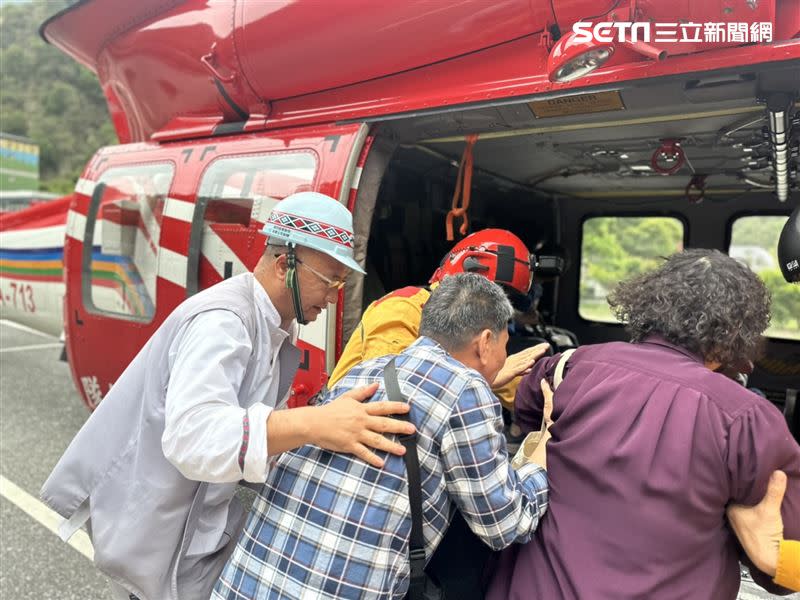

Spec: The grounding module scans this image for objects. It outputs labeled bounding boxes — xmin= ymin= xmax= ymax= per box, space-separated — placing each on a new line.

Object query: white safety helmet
xmin=261 ymin=191 xmax=365 ymax=274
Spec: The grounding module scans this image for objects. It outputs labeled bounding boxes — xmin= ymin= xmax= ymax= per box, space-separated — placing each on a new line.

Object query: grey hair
xmin=607 ymin=248 xmax=771 ymax=366
xmin=420 ymin=273 xmax=513 ymax=352
xmin=265 ymin=241 xmax=291 ymax=255
xmin=265 ymin=241 xmax=308 ymax=261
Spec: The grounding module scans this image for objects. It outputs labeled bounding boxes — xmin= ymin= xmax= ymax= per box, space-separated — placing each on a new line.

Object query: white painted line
xmin=0 ymin=474 xmax=94 ymax=561
xmin=0 ymin=319 xmax=59 ymax=339
xmin=0 ymin=342 xmax=64 ymax=353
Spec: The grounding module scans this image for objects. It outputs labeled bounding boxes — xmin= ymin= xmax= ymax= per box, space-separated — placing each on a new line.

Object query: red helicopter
xmin=1 ymin=0 xmax=798 ymax=426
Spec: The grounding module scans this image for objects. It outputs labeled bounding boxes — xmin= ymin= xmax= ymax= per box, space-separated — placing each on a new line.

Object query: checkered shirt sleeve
xmin=212 ymin=338 xmax=548 ymax=600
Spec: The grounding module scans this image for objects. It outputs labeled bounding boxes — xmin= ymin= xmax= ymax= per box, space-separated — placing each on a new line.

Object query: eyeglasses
xmin=296 ymin=257 xmax=347 ymax=290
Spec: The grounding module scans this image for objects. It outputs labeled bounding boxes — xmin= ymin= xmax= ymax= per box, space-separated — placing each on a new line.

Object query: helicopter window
xmin=188 ymin=152 xmax=317 ymax=294
xmin=730 ymin=215 xmax=799 ymax=341
xmin=82 ymin=163 xmax=174 ymax=321
xmin=578 ymin=216 xmax=685 ymax=323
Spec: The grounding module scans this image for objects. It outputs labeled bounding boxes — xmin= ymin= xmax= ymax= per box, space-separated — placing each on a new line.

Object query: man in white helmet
xmin=41 ymin=192 xmax=415 ymax=600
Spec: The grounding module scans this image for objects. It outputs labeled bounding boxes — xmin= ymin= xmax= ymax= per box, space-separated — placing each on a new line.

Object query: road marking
xmin=0 ymin=474 xmax=94 ymax=561
xmin=0 ymin=342 xmax=64 ymax=353
xmin=0 ymin=319 xmax=59 ymax=339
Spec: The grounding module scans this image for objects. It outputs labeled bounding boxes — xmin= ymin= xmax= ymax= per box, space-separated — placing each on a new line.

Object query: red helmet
xmin=429 ymin=229 xmax=533 ymax=295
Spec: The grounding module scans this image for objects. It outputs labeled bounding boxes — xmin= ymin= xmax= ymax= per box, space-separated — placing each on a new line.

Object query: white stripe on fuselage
xmin=65 ymin=211 xmax=103 ymax=245
xmin=0 ymin=225 xmax=66 ymax=249
xmin=74 ymin=178 xmax=96 ymax=198
xmin=65 ymin=210 xmax=87 ymax=242
xmin=158 ymin=247 xmax=188 ymax=288
xmin=163 ymin=197 xmax=194 ymax=223
xmin=200 ymin=225 xmax=248 ymax=279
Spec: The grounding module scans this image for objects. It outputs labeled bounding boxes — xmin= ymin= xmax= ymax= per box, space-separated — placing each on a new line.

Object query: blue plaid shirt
xmin=213 ymin=337 xmax=548 ymax=600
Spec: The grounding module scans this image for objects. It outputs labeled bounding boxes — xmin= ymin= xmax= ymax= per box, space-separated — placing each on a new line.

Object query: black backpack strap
xmin=384 ymin=358 xmax=428 ymax=600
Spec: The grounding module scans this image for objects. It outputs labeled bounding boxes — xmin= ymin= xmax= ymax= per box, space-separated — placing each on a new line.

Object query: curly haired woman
xmin=488 ymin=249 xmax=800 ymax=600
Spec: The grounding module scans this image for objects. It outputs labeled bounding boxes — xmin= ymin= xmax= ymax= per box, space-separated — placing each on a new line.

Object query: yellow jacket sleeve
xmin=328 ymin=287 xmax=429 ymax=387
xmin=774 ymin=539 xmax=800 ymax=591
xmin=494 ymin=377 xmax=521 ymax=412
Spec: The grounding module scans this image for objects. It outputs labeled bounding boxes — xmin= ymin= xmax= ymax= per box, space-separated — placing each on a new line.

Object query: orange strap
xmin=446 ymin=134 xmax=478 ymax=241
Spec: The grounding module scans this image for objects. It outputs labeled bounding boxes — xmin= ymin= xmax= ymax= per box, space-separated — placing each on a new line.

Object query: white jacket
xmin=41 ymin=273 xmax=300 ymax=600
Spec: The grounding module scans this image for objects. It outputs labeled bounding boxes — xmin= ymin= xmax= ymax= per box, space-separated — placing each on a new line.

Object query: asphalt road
xmin=0 ymin=320 xmax=109 ymax=599
xmin=0 ymin=319 xmax=795 ymax=600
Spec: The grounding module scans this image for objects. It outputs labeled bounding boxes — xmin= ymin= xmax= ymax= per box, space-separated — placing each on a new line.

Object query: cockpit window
xmin=730 ymin=215 xmax=799 ymax=340
xmin=579 ymin=216 xmax=685 ymax=323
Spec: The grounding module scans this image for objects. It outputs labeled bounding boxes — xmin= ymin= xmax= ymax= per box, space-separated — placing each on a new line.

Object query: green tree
xmin=731 ymin=216 xmax=798 ymax=339
xmin=761 ymin=269 xmax=800 ymax=338
xmin=580 ymin=216 xmax=684 ymax=321
xmin=0 ymin=0 xmax=117 ymax=190
xmin=582 ymin=216 xmax=683 ymax=291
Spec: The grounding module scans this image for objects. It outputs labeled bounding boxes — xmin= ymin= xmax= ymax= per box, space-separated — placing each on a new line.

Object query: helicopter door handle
xmin=201 ymin=43 xmax=237 ymax=84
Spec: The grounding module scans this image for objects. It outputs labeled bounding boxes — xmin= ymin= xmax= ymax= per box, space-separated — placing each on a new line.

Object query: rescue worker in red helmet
xmin=429 ymin=228 xmax=535 ymax=298
xmin=329 ymin=229 xmax=550 ymax=406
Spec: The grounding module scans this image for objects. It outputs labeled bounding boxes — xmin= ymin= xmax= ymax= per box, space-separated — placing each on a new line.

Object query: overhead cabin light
xmin=547 ymin=33 xmax=614 ymax=83
xmin=547 ymin=29 xmax=666 ymax=83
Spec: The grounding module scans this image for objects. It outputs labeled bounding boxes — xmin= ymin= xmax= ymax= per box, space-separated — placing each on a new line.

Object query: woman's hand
xmin=513 ymin=378 xmax=555 ymax=471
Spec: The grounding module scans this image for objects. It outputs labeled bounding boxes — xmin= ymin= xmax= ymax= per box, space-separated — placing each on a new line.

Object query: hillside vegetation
xmin=0 ymin=0 xmax=116 ymax=193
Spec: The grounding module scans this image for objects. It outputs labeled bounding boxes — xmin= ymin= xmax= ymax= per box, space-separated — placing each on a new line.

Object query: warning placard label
xmin=529 ymin=90 xmax=626 ymax=118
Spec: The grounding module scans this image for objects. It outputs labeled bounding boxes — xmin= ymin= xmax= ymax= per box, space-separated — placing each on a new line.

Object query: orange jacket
xmin=775 ymin=539 xmax=800 ymax=591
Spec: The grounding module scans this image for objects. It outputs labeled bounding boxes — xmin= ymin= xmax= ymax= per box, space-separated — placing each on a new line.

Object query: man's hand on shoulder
xmin=311 ymin=383 xmax=416 ymax=468
xmin=267 ymin=383 xmax=415 ymax=467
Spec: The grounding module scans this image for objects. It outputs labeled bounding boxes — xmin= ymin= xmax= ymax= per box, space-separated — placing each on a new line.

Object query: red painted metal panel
xmin=63 ymin=123 xmax=363 ymax=408
xmin=0 ymin=195 xmax=72 ymax=230
xmin=41 ymin=0 xmax=800 ymax=143
xmin=159 ymin=217 xmax=191 ymax=257
xmin=40 ymin=0 xmax=182 ymax=70
xmin=235 ymin=0 xmax=549 ymax=100
xmin=265 ymin=35 xmax=800 ymax=127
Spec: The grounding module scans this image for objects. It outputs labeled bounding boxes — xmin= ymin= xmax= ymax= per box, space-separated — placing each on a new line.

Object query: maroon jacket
xmin=488 ymin=336 xmax=800 ymax=600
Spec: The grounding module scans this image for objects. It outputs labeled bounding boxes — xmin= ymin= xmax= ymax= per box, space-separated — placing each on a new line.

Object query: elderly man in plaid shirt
xmin=213 ymin=273 xmax=549 ymax=599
